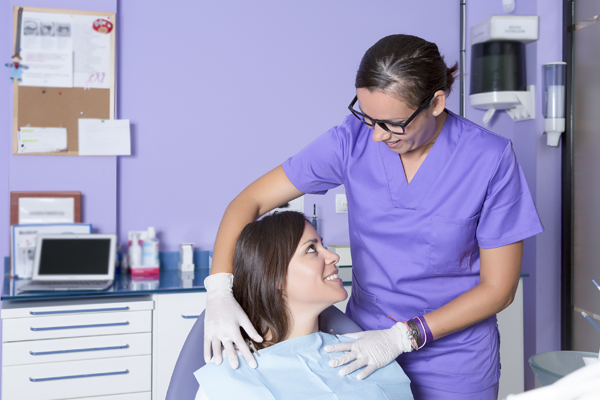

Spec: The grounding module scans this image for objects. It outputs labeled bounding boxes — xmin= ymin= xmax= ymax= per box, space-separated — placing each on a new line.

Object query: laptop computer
xmin=18 ymin=234 xmax=117 ymax=292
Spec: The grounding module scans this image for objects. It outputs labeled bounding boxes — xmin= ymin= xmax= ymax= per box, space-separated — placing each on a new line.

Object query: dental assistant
xmin=203 ymin=34 xmax=543 ymax=399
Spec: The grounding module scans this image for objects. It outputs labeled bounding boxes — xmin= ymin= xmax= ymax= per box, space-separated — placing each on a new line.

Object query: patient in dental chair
xmin=194 ymin=211 xmax=413 ymax=399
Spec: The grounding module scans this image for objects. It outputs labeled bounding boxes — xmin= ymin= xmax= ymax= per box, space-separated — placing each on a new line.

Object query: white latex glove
xmin=203 ymin=273 xmax=262 ymax=369
xmin=324 ymin=322 xmax=413 ymax=379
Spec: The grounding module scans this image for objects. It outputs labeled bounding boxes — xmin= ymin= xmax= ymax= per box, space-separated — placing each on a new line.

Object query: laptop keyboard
xmin=33 ymin=280 xmax=109 ymax=286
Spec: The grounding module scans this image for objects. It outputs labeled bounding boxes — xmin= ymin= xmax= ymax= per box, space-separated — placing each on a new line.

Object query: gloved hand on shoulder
xmin=324 ymin=323 xmax=414 ymax=380
xmin=203 ymin=273 xmax=263 ymax=369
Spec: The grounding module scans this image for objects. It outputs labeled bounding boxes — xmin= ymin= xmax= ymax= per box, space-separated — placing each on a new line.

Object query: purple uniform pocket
xmin=427 ymin=214 xmax=479 ymax=275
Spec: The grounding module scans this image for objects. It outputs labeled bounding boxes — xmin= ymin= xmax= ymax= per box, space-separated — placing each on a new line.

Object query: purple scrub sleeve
xmin=282 ymin=126 xmax=347 ymax=195
xmin=476 ymin=142 xmax=544 ymax=248
xmin=283 ymin=110 xmax=543 ymax=395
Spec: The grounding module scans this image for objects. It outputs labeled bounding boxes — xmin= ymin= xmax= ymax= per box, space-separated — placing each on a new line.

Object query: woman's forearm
xmin=424 ymin=241 xmax=523 ymax=340
xmin=425 ymin=279 xmax=516 ymax=340
xmin=210 ymin=195 xmax=262 ymax=275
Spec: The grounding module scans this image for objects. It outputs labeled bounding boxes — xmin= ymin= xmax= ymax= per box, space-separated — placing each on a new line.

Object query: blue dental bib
xmin=195 ymin=332 xmax=413 ymax=400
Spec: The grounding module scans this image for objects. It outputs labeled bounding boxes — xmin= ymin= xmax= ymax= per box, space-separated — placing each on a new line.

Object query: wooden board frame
xmin=11 ymin=6 xmax=116 ymax=156
xmin=10 ymin=191 xmax=82 ymax=226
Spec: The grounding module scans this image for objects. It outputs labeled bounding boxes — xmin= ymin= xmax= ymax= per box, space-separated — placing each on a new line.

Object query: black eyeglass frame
xmin=348 ymin=91 xmax=438 ymax=135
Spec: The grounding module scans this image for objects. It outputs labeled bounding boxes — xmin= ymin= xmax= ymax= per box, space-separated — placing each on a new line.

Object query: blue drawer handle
xmin=30 ymin=307 xmax=130 ymax=315
xmin=30 ymin=344 xmax=130 ymax=356
xmin=181 ymin=315 xmax=200 ymax=319
xmin=30 ymin=322 xmax=129 ymax=331
xmin=29 ymin=369 xmax=129 ymax=382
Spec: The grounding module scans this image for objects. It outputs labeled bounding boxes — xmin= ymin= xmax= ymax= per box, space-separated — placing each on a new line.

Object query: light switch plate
xmin=336 ymin=194 xmax=348 ymax=213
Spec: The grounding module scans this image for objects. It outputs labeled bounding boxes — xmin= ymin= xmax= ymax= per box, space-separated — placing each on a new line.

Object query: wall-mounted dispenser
xmin=470 ymin=15 xmax=539 ymax=126
xmin=542 ymin=62 xmax=567 ymax=147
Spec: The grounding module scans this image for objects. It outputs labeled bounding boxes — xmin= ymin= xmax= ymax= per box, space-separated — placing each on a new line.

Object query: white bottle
xmin=142 ymin=227 xmax=160 ymax=267
xmin=129 ymin=233 xmax=142 ymax=268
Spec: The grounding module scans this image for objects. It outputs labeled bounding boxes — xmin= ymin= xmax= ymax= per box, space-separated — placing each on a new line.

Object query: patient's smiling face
xmin=284 ymin=223 xmax=348 ymax=311
xmin=233 ymin=212 xmax=349 ymax=346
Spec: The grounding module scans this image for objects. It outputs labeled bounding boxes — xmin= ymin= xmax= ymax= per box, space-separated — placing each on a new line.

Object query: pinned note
xmin=18 ymin=127 xmax=67 ymax=153
xmin=19 ymin=12 xmax=74 ymax=87
xmin=78 ymin=119 xmax=131 ymax=156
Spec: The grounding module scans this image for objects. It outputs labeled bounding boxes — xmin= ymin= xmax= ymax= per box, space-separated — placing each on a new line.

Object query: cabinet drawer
xmin=1 ymin=297 xmax=153 ymax=319
xmin=3 ymin=332 xmax=151 ymax=366
xmin=2 ymin=355 xmax=151 ymax=400
xmin=63 ymin=392 xmax=150 ymax=400
xmin=3 ymin=310 xmax=152 ymax=342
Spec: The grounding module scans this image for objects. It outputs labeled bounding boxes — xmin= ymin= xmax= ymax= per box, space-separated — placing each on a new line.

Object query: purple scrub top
xmin=282 ymin=110 xmax=543 ymax=393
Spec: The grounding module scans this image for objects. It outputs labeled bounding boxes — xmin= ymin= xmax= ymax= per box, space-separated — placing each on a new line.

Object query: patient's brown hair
xmin=232 ymin=211 xmax=307 ymax=350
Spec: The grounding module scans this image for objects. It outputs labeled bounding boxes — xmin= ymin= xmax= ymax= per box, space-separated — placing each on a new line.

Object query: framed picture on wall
xmin=10 ymin=191 xmax=82 ymax=226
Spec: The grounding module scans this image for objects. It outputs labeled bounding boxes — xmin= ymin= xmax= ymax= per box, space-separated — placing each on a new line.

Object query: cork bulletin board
xmin=11 ymin=6 xmax=116 ymax=156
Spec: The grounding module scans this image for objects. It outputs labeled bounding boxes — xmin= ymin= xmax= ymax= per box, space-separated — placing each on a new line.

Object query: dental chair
xmin=166 ymin=305 xmax=362 ymax=400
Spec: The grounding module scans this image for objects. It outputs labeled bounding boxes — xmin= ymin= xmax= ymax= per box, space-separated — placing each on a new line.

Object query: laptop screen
xmin=39 ymin=238 xmax=112 ymax=276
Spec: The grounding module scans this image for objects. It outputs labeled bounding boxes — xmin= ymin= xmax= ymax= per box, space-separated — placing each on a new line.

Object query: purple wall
xmin=532 ymin=0 xmax=563 ymax=371
xmin=116 ymin=0 xmax=460 ymax=251
xmin=465 ymin=0 xmax=563 ymax=390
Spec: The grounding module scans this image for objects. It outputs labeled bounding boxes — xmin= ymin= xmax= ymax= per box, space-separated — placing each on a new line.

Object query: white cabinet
xmin=152 ymin=292 xmax=207 ymax=400
xmin=1 ymin=292 xmax=209 ymax=400
xmin=497 ymin=277 xmax=525 ymax=399
xmin=1 ymin=296 xmax=154 ymax=400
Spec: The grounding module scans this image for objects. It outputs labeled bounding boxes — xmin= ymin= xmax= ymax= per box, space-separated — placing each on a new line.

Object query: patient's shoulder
xmin=195 ymin=331 xmax=413 ymax=400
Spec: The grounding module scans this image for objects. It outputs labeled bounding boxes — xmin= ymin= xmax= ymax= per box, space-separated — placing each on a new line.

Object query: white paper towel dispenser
xmin=469 ymin=15 xmax=538 ymax=125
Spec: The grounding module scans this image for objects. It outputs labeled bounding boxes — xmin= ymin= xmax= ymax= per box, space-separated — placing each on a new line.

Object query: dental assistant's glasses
xmin=348 ymin=91 xmax=440 ymax=135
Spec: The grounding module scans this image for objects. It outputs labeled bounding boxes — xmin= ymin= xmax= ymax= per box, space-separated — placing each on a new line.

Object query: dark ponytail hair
xmin=232 ymin=211 xmax=308 ymax=350
xmin=356 ymin=34 xmax=458 ymax=109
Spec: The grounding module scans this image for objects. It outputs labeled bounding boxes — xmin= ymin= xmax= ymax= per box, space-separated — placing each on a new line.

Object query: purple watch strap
xmin=413 ymin=317 xmax=425 ymax=347
xmin=416 ymin=316 xmax=433 ymax=344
